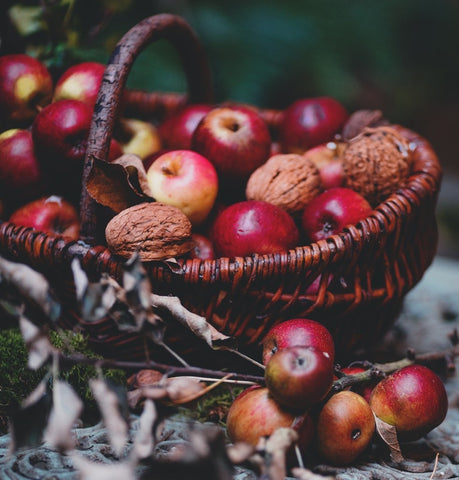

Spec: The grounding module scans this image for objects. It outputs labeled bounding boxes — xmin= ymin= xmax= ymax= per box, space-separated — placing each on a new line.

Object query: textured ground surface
xmin=0 ymin=255 xmax=458 ymax=479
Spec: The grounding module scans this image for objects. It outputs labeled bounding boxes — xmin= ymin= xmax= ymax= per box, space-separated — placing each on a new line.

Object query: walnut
xmin=105 ymin=202 xmax=194 ymax=260
xmin=245 ymin=154 xmax=322 ymax=215
xmin=342 ymin=126 xmax=412 ymax=206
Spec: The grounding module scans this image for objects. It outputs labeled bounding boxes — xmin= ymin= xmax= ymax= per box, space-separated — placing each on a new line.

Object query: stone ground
xmin=0 ymin=255 xmax=458 ymax=479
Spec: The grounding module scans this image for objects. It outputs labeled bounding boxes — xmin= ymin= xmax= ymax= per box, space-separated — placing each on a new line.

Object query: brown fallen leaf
xmin=374 ymin=413 xmax=404 ymax=463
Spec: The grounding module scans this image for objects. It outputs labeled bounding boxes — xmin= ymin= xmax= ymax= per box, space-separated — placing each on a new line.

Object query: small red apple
xmin=146 ymin=149 xmax=218 ymax=226
xmin=264 ymin=346 xmax=334 ymax=411
xmin=0 ymin=129 xmax=46 ymax=207
xmin=279 ymin=97 xmax=348 ymax=154
xmin=210 ymin=200 xmax=299 ymax=258
xmin=262 ymin=318 xmax=335 ymax=366
xmin=316 ymin=390 xmax=375 ymax=465
xmin=9 ymin=195 xmax=80 ymax=240
xmin=303 ymin=141 xmax=345 ymax=189
xmin=301 ymin=187 xmax=373 ymax=242
xmin=189 ymin=233 xmax=216 ymax=260
xmin=226 ymin=385 xmax=314 ymax=451
xmin=53 ymin=61 xmax=106 ymax=108
xmin=115 ymin=118 xmax=162 ymax=160
xmin=192 ymin=105 xmax=271 ymax=182
xmin=369 ymin=364 xmax=448 ymax=442
xmin=159 ymin=104 xmax=213 ymax=149
xmin=0 ymin=54 xmax=53 ymax=126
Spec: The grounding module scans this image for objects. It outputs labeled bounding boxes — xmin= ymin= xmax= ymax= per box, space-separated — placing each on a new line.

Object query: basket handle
xmin=80 ymin=13 xmax=214 ymax=244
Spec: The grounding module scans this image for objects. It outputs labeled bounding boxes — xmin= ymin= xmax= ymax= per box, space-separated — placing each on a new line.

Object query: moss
xmin=0 ymin=328 xmax=127 ymax=433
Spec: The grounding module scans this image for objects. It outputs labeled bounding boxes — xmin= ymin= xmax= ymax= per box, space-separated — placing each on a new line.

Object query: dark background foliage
xmin=2 ymin=0 xmax=458 ymax=256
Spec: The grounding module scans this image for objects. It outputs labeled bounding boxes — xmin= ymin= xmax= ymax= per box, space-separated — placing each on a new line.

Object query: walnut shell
xmin=245 ymin=153 xmax=322 ymax=215
xmin=105 ymin=202 xmax=194 ymax=260
xmin=342 ymin=126 xmax=412 ymax=206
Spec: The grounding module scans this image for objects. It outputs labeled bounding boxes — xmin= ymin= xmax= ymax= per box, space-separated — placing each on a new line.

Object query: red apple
xmin=9 ymin=195 xmax=80 ymax=240
xmin=115 ymin=118 xmax=162 ymax=160
xmin=0 ymin=129 xmax=46 ymax=207
xmin=264 ymin=346 xmax=334 ymax=411
xmin=279 ymin=97 xmax=348 ymax=154
xmin=159 ymin=104 xmax=213 ymax=149
xmin=262 ymin=318 xmax=335 ymax=366
xmin=226 ymin=385 xmax=314 ymax=451
xmin=303 ymin=141 xmax=346 ymax=189
xmin=146 ymin=149 xmax=218 ymax=226
xmin=189 ymin=233 xmax=216 ymax=260
xmin=53 ymin=62 xmax=106 ymax=108
xmin=369 ymin=364 xmax=448 ymax=442
xmin=191 ymin=105 xmax=271 ymax=182
xmin=0 ymin=54 xmax=53 ymax=126
xmin=210 ymin=200 xmax=299 ymax=258
xmin=32 ymin=99 xmax=93 ymax=168
xmin=301 ymin=187 xmax=373 ymax=242
xmin=316 ymin=390 xmax=375 ymax=465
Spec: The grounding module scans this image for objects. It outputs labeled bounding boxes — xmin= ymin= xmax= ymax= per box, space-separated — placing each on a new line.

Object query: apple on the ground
xmin=226 ymin=385 xmax=314 ymax=452
xmin=262 ymin=318 xmax=335 ymax=366
xmin=264 ymin=345 xmax=334 ymax=411
xmin=9 ymin=195 xmax=80 ymax=240
xmin=146 ymin=149 xmax=218 ymax=226
xmin=316 ymin=390 xmax=375 ymax=465
xmin=210 ymin=200 xmax=299 ymax=258
xmin=301 ymin=187 xmax=373 ymax=242
xmin=53 ymin=62 xmax=106 ymax=108
xmin=369 ymin=364 xmax=448 ymax=441
xmin=0 ymin=54 xmax=53 ymax=126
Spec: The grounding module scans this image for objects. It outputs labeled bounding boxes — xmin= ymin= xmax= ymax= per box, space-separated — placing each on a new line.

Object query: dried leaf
xmin=130 ymin=399 xmax=156 ymax=461
xmin=263 ymin=427 xmax=298 ymax=480
xmin=71 ymin=260 xmax=117 ymax=323
xmin=127 ymin=376 xmax=205 ymax=408
xmin=226 ymin=442 xmax=256 ymax=465
xmin=19 ymin=316 xmax=55 ymax=369
xmin=85 ymin=155 xmax=152 ymax=213
xmin=0 ymin=257 xmax=61 ymax=321
xmin=44 ymin=380 xmax=83 ymax=451
xmin=151 ymin=293 xmax=230 ymax=347
xmin=70 ymin=453 xmax=137 ymax=480
xmin=291 ymin=467 xmax=335 ymax=480
xmin=9 ymin=380 xmax=52 ymax=453
xmin=374 ymin=413 xmax=404 ymax=463
xmin=90 ymin=378 xmax=129 ymax=457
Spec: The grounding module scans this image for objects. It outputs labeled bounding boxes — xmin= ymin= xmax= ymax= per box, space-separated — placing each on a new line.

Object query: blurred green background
xmin=2 ymin=0 xmax=459 ymax=257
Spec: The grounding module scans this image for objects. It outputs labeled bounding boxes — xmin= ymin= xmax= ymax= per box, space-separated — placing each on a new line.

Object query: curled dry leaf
xmin=44 ymin=380 xmax=83 ymax=451
xmin=89 ymin=378 xmax=129 ymax=457
xmin=85 ymin=154 xmax=153 ymax=213
xmin=127 ymin=376 xmax=206 ymax=408
xmin=130 ymin=399 xmax=156 ymax=461
xmin=262 ymin=427 xmax=299 ymax=480
xmin=0 ymin=256 xmax=61 ymax=322
xmin=105 ymin=202 xmax=194 ymax=261
xmin=151 ymin=293 xmax=230 ymax=347
xmin=374 ymin=413 xmax=404 ymax=463
xmin=19 ymin=316 xmax=55 ymax=370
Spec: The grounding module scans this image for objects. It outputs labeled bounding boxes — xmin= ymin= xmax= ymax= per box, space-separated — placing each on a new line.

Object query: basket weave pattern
xmin=0 ymin=14 xmax=442 ymax=361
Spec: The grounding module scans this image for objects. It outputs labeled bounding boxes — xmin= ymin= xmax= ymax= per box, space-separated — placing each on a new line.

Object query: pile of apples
xmin=0 ymin=52 xmax=376 ymax=261
xmin=226 ymin=318 xmax=448 ymax=466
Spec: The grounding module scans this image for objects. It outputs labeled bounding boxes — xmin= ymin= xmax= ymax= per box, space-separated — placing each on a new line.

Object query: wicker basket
xmin=0 ymin=14 xmax=442 ymax=364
